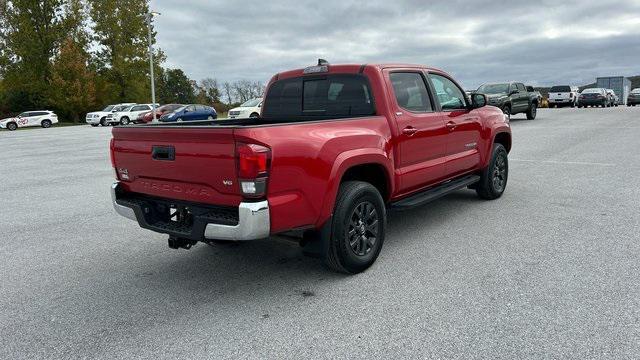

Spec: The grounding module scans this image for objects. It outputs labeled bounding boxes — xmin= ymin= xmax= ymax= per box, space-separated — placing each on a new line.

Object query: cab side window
xmin=389 ymin=72 xmax=433 ymax=112
xmin=428 ymin=74 xmax=467 ymax=110
xmin=517 ymin=83 xmax=526 ymax=92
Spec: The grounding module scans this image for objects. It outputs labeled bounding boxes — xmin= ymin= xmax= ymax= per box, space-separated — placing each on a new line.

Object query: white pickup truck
xmin=548 ymin=85 xmax=579 ymax=108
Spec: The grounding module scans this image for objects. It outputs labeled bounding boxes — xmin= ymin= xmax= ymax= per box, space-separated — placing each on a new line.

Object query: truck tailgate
xmin=111 ymin=127 xmax=242 ymax=206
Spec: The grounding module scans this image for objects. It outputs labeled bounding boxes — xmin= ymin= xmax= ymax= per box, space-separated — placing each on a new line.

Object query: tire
xmin=324 ymin=181 xmax=386 ymax=274
xmin=250 ymin=113 xmax=260 ymax=118
xmin=207 ymin=116 xmax=214 ymax=121
xmin=91 ymin=124 xmax=99 ymax=127
xmin=120 ymin=117 xmax=130 ymax=125
xmin=100 ymin=117 xmax=109 ymax=126
xmin=6 ymin=122 xmax=18 ymax=131
xmin=41 ymin=119 xmax=52 ymax=128
xmin=501 ymin=104 xmax=511 ymax=116
xmin=476 ymin=143 xmax=508 ymax=200
xmin=526 ymin=103 xmax=537 ymax=120
xmin=570 ymin=101 xmax=575 ymax=108
xmin=176 ymin=118 xmax=183 ymax=122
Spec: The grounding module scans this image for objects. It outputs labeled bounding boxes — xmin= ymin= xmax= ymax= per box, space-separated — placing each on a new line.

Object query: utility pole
xmin=147 ymin=11 xmax=161 ymax=122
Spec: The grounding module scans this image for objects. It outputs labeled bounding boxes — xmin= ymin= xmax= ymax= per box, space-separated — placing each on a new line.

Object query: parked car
xmin=605 ymin=89 xmax=619 ymax=107
xmin=627 ymin=88 xmax=640 ymax=106
xmin=548 ymin=85 xmax=579 ymax=108
xmin=137 ymin=104 xmax=183 ymax=123
xmin=476 ymin=82 xmax=539 ymax=119
xmin=578 ymin=88 xmax=609 ymax=108
xmin=110 ymin=62 xmax=512 ymax=274
xmin=526 ymin=86 xmax=542 ymax=104
xmin=159 ymin=104 xmax=217 ymax=122
xmin=228 ymin=98 xmax=262 ymax=119
xmin=95 ymin=103 xmax=136 ymax=126
xmin=86 ymin=103 xmax=134 ymax=127
xmin=0 ymin=110 xmax=58 ymax=131
xmin=109 ymin=104 xmax=158 ymax=125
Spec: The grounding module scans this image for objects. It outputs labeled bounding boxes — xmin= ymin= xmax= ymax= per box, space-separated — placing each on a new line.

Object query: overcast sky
xmin=153 ymin=0 xmax=640 ymax=89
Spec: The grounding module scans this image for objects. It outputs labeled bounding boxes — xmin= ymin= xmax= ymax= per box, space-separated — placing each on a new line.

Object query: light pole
xmin=147 ymin=11 xmax=161 ymax=123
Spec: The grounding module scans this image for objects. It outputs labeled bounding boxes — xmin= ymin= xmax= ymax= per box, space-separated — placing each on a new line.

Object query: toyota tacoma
xmin=110 ymin=61 xmax=512 ymax=273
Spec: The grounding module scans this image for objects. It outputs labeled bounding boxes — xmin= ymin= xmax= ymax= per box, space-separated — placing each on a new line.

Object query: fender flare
xmin=315 ymin=148 xmax=393 ymax=227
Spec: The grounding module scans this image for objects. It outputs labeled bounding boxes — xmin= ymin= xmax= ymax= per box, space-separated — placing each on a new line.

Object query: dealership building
xmin=596 ymin=76 xmax=632 ymax=105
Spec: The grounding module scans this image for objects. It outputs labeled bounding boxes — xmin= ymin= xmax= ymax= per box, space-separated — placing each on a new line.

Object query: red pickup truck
xmin=110 ymin=62 xmax=512 ymax=273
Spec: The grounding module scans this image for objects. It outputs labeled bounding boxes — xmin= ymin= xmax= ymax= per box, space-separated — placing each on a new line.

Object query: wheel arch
xmin=494 ymin=131 xmax=512 ymax=153
xmin=316 ymin=150 xmax=393 ymax=228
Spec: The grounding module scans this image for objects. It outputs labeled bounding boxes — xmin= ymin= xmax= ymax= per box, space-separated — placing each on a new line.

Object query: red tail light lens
xmin=237 ymin=143 xmax=270 ymax=178
xmin=109 ymin=138 xmax=116 ymax=168
xmin=236 ymin=143 xmax=271 ymax=198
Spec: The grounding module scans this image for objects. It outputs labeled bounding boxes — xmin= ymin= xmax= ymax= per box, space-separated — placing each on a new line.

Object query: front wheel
xmin=526 ymin=103 xmax=537 ymax=120
xmin=6 ymin=122 xmax=18 ymax=131
xmin=41 ymin=120 xmax=52 ymax=128
xmin=501 ymin=104 xmax=511 ymax=116
xmin=100 ymin=118 xmax=109 ymax=126
xmin=325 ymin=181 xmax=386 ymax=274
xmin=120 ymin=117 xmax=130 ymax=125
xmin=176 ymin=118 xmax=183 ymax=122
xmin=476 ymin=144 xmax=508 ymax=200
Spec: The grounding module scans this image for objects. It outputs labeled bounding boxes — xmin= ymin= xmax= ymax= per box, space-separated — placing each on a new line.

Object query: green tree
xmin=1 ymin=0 xmax=66 ymax=109
xmin=157 ymin=68 xmax=196 ymax=104
xmin=89 ymin=0 xmax=162 ymax=102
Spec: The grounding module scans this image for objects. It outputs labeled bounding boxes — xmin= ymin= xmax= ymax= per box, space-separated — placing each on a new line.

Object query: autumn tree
xmin=49 ymin=38 xmax=96 ymax=122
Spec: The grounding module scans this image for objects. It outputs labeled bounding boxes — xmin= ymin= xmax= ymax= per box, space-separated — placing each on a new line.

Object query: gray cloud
xmin=153 ymin=0 xmax=640 ymax=88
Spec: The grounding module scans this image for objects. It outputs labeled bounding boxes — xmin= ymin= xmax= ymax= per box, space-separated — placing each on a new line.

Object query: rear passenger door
xmin=386 ymin=70 xmax=447 ymax=193
xmin=427 ymin=72 xmax=483 ymax=177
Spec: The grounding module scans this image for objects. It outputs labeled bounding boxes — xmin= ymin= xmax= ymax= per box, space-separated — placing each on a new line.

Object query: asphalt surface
xmin=1 ymin=108 xmax=639 ymax=359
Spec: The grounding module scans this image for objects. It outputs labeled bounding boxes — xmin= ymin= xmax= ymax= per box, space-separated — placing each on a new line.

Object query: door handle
xmin=446 ymin=121 xmax=457 ymax=130
xmin=402 ymin=126 xmax=418 ymax=136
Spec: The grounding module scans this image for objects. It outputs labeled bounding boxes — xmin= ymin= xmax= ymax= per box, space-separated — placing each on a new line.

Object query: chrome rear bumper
xmin=111 ymin=182 xmax=270 ymax=241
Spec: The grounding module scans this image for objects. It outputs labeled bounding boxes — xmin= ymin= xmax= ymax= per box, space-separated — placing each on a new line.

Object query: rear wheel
xmin=476 ymin=144 xmax=508 ymax=200
xmin=41 ymin=119 xmax=52 ymax=128
xmin=207 ymin=116 xmax=214 ymax=121
xmin=325 ymin=181 xmax=386 ymax=274
xmin=6 ymin=122 xmax=18 ymax=131
xmin=91 ymin=124 xmax=99 ymax=127
xmin=176 ymin=118 xmax=183 ymax=122
xmin=526 ymin=103 xmax=537 ymax=120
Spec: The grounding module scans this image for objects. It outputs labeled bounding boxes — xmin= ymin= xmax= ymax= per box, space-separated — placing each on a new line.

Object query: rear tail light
xmin=236 ymin=143 xmax=271 ymax=198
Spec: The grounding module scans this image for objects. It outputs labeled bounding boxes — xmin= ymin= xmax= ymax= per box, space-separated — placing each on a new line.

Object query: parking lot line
xmin=510 ymin=159 xmax=617 ymax=167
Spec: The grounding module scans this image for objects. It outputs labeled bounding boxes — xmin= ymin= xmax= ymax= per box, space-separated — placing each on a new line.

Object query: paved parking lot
xmin=1 ymin=108 xmax=639 ymax=359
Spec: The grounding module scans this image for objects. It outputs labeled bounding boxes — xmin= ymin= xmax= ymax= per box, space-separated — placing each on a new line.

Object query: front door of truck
xmin=385 ymin=70 xmax=447 ymax=194
xmin=427 ymin=72 xmax=482 ymax=177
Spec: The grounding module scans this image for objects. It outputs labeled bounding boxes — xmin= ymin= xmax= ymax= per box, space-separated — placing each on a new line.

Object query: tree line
xmin=0 ymin=0 xmax=265 ymax=122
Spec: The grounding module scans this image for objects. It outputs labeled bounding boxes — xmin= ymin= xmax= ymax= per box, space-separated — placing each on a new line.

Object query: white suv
xmin=0 ymin=111 xmax=59 ymax=131
xmin=109 ymin=104 xmax=157 ymax=125
xmin=228 ymin=98 xmax=262 ymax=119
xmin=86 ymin=103 xmax=135 ymax=126
xmin=548 ymin=85 xmax=579 ymax=108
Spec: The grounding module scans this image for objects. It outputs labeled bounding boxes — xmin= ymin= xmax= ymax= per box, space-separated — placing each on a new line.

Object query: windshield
xmin=477 ymin=84 xmax=509 ymax=95
xmin=582 ymin=88 xmax=602 ymax=94
xmin=550 ymin=86 xmax=571 ymax=92
xmin=102 ymin=105 xmax=115 ymax=112
xmin=240 ymin=98 xmax=262 ymax=107
xmin=18 ymin=112 xmax=28 ymax=117
xmin=631 ymin=88 xmax=640 ymax=94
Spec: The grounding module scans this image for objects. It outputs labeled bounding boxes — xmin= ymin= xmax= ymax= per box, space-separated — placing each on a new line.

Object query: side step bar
xmin=390 ymin=175 xmax=480 ymax=210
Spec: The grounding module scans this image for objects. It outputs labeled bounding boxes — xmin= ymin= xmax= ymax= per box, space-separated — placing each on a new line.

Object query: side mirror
xmin=471 ymin=93 xmax=487 ymax=109
xmin=510 ymin=89 xmax=519 ymax=95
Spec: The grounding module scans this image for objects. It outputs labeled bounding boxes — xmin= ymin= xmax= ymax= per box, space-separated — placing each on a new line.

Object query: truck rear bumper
xmin=111 ymin=182 xmax=270 ymax=241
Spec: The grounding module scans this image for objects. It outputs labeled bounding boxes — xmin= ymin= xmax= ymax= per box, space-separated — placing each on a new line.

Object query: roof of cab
xmin=273 ymin=63 xmax=445 ymax=81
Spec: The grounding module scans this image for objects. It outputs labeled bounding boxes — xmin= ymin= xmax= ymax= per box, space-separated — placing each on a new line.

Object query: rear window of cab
xmin=262 ymin=74 xmax=375 ymax=119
